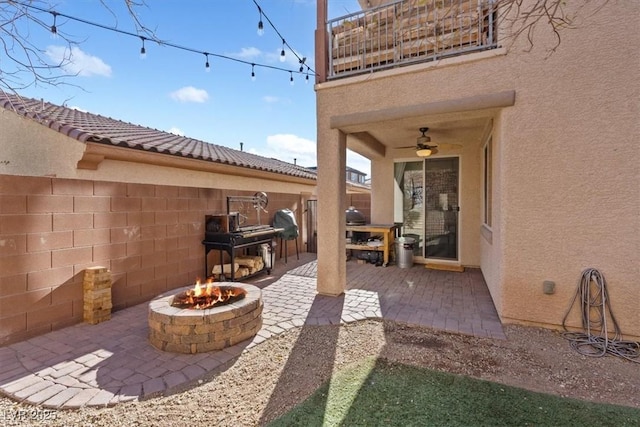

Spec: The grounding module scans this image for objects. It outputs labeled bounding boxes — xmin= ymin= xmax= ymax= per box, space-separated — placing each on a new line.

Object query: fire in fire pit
xmin=171 ymin=278 xmax=246 ymax=310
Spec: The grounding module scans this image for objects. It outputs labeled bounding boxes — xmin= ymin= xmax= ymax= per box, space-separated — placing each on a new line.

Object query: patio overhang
xmin=329 ymin=90 xmax=515 ymax=160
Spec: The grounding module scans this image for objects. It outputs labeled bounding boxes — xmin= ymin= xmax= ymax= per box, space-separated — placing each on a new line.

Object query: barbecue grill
xmin=202 ymin=192 xmax=283 ymax=281
xmin=345 ymin=206 xmax=366 ymax=225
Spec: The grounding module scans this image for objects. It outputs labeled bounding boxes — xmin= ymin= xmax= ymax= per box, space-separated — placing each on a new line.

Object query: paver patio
xmin=0 ymin=254 xmax=504 ymax=409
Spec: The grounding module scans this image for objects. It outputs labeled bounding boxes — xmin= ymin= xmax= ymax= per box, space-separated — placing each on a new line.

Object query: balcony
xmin=327 ymin=0 xmax=498 ymax=79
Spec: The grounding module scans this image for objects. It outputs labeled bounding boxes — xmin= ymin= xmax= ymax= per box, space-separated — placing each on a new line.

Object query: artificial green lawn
xmin=268 ymin=357 xmax=640 ymax=427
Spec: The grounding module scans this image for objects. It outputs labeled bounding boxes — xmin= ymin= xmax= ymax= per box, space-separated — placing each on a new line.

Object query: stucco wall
xmin=316 ymin=1 xmax=639 ymax=337
xmin=497 ymin=4 xmax=640 ymax=337
xmin=480 ymin=111 xmax=505 ymax=314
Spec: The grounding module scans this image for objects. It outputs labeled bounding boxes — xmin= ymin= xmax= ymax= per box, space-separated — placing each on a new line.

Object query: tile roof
xmin=0 ymin=93 xmax=317 ymax=181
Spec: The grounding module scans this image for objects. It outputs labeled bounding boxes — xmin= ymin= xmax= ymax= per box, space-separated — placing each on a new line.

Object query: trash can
xmin=260 ymin=243 xmax=274 ymax=269
xmin=395 ymin=237 xmax=416 ymax=268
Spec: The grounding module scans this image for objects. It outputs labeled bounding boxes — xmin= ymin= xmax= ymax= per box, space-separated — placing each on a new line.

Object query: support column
xmin=370 ymin=158 xmax=395 ymax=224
xmin=316 ymin=129 xmax=346 ymax=296
xmin=314 ymin=0 xmax=328 ymax=84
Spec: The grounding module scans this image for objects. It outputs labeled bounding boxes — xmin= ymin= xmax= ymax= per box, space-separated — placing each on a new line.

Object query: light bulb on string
xmin=139 ymin=37 xmax=147 ymax=59
xmin=280 ymin=39 xmax=286 ymax=63
xmin=251 ymin=64 xmax=256 ymax=82
xmin=50 ymin=11 xmax=58 ymax=38
xmin=257 ymin=6 xmax=264 ymax=36
xmin=305 ymin=72 xmax=309 ymax=84
xmin=17 ymin=0 xmax=318 ymax=86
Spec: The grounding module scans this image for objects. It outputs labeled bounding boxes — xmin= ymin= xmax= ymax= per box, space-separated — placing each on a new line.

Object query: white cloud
xmin=232 ymin=47 xmax=262 ymax=59
xmin=170 ymin=86 xmax=209 ymax=103
xmin=267 ymin=134 xmax=316 ymax=155
xmin=247 ymin=134 xmax=371 ymax=178
xmin=265 ymin=48 xmax=310 ymax=70
xmin=347 ymin=150 xmax=371 ymax=178
xmin=248 ymin=134 xmax=316 ymax=167
xmin=168 ymin=127 xmax=184 ymax=136
xmin=262 ymin=96 xmax=280 ymax=104
xmin=45 ymin=45 xmax=111 ymax=77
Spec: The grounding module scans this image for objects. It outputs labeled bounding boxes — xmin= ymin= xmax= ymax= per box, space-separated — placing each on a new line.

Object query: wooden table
xmin=345 ymin=224 xmax=396 ymax=266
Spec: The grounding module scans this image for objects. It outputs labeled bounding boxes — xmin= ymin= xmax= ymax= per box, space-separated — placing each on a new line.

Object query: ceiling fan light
xmin=416 ymin=148 xmax=432 ymax=157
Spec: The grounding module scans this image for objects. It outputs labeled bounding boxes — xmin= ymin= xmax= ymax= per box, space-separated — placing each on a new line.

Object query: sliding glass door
xmin=394 ymin=157 xmax=460 ymax=261
xmin=394 ymin=161 xmax=425 ymax=257
xmin=424 ymin=157 xmax=459 ymax=260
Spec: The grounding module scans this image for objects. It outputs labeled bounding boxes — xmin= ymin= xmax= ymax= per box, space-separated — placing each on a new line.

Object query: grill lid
xmin=345 ymin=206 xmax=366 ymax=225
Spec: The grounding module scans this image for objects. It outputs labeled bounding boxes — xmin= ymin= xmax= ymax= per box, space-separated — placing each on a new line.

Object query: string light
xmin=299 ymin=57 xmax=306 ymax=73
xmin=251 ymin=64 xmax=256 ymax=81
xmin=289 ymin=71 xmax=294 ymax=86
xmin=14 ymin=1 xmax=316 ymax=83
xmin=280 ymin=39 xmax=286 ymax=63
xmin=204 ymin=53 xmax=210 ymax=72
xmin=50 ymin=11 xmax=58 ymax=37
xmin=257 ymin=6 xmax=264 ymax=36
xmin=252 ymin=0 xmax=316 ymax=77
xmin=305 ymin=72 xmax=309 ymax=84
xmin=139 ymin=36 xmax=146 ymax=59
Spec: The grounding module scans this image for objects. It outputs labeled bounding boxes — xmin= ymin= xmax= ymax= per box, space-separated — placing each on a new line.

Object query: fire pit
xmin=148 ymin=280 xmax=262 ymax=354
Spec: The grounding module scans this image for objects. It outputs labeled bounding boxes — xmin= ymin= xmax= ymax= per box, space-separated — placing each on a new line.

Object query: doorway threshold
xmin=425 ymin=263 xmax=465 ymax=272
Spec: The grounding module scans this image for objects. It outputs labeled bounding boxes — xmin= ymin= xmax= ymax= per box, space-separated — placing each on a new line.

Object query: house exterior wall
xmin=497 ymin=5 xmax=639 ymax=338
xmin=480 ymin=111 xmax=505 ymax=314
xmin=316 ymin=1 xmax=639 ymax=338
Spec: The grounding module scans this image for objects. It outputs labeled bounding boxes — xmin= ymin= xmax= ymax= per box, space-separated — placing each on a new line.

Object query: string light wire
xmin=12 ymin=1 xmax=315 ymax=81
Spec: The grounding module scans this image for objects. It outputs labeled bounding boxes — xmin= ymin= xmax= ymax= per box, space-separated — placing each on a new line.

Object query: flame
xmin=171 ymin=277 xmax=246 ymax=310
xmin=206 ymin=281 xmax=213 ymax=295
xmin=193 ymin=280 xmax=203 ymax=297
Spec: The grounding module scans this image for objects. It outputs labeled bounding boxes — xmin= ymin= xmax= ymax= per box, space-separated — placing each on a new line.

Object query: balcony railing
xmin=327 ymin=0 xmax=497 ymax=79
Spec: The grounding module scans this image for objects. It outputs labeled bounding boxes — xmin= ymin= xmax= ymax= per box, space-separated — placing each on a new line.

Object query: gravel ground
xmin=1 ymin=321 xmax=638 ymax=426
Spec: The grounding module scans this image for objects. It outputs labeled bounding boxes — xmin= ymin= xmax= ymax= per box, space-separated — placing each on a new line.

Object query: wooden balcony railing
xmin=327 ymin=0 xmax=498 ymax=79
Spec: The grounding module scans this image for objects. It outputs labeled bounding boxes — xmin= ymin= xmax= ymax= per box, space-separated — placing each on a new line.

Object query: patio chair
xmin=273 ymin=208 xmax=299 ymax=263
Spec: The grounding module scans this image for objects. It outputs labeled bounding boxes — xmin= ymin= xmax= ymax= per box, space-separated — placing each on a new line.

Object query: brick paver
xmin=0 ymin=254 xmax=504 ymax=408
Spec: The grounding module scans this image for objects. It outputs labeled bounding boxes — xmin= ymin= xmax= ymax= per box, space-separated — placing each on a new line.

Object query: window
xmin=483 ymin=136 xmax=493 ymax=227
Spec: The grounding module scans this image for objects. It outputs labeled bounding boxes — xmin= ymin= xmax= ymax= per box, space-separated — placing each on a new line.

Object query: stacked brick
xmin=83 ymin=266 xmax=112 ymax=325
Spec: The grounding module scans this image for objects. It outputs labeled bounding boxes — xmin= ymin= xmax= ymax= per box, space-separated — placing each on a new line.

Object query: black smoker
xmin=345 ymin=206 xmax=368 ymax=243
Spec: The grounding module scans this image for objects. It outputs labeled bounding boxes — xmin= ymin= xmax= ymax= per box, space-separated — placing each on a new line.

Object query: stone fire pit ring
xmin=148 ymin=283 xmax=263 ymax=354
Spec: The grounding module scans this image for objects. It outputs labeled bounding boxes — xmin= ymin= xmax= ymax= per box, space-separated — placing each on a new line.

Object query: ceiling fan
xmin=399 ymin=127 xmax=463 ymax=157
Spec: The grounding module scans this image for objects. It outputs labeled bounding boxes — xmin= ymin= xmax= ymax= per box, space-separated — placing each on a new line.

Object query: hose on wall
xmin=561 ymin=268 xmax=639 ymax=363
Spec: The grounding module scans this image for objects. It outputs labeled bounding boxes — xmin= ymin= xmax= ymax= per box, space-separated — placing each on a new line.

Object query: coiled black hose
xmin=562 ymin=268 xmax=640 ymax=363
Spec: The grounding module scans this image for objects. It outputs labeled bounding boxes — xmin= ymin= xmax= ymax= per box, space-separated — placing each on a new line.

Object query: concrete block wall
xmin=0 ymin=174 xmax=303 ymax=345
xmin=347 ymin=194 xmax=372 ymax=223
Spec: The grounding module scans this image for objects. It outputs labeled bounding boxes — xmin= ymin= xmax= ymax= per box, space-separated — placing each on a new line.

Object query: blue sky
xmin=11 ymin=0 xmax=371 ymax=177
